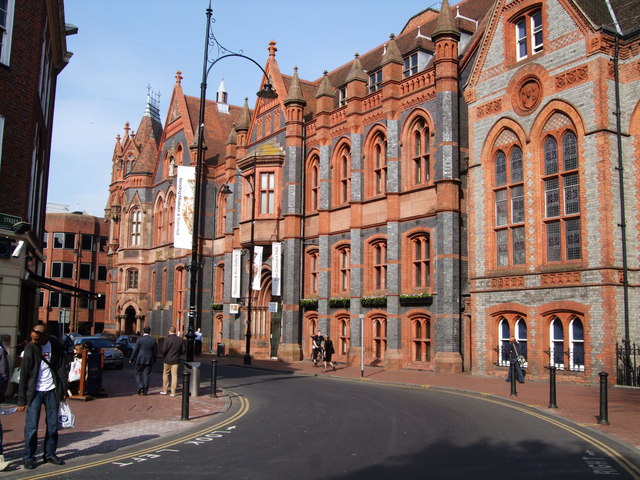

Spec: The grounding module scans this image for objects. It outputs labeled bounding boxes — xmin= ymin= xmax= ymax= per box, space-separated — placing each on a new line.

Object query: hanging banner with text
xmin=252 ymin=246 xmax=263 ymax=291
xmin=272 ymin=242 xmax=282 ymax=296
xmin=173 ymin=165 xmax=196 ymax=249
xmin=231 ymin=249 xmax=241 ymax=298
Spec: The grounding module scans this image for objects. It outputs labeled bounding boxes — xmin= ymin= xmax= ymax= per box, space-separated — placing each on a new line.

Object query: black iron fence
xmin=616 ymin=342 xmax=640 ymax=386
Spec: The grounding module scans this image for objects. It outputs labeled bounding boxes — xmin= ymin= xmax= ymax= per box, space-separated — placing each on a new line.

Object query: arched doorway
xmin=124 ymin=306 xmax=137 ymax=334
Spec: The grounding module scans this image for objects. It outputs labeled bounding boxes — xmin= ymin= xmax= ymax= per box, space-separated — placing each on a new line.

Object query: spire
xmin=175 ymin=70 xmax=183 ymax=85
xmin=268 ymin=41 xmax=277 ymax=58
xmin=216 ymin=78 xmax=228 ymax=104
xmin=432 ymin=0 xmax=460 ymax=39
xmin=236 ymin=98 xmax=251 ymax=131
xmin=226 ymin=124 xmax=237 ymax=145
xmin=284 ymin=67 xmax=307 ymax=106
xmin=315 ymin=71 xmax=335 ymax=99
xmin=346 ymin=53 xmax=368 ymax=83
xmin=381 ymin=34 xmax=403 ymax=66
xmin=143 ymin=84 xmax=161 ymax=122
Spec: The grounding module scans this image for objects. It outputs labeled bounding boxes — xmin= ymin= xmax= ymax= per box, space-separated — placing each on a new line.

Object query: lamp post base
xmin=243 ymin=354 xmax=252 ymax=365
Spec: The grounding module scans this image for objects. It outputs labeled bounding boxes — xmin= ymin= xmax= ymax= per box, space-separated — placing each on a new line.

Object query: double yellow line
xmin=448 ymin=389 xmax=640 ymax=479
xmin=18 ymin=393 xmax=250 ymax=480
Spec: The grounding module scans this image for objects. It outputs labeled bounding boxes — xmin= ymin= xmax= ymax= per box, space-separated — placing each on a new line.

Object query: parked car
xmin=115 ymin=335 xmax=139 ymax=357
xmin=73 ymin=336 xmax=124 ymax=369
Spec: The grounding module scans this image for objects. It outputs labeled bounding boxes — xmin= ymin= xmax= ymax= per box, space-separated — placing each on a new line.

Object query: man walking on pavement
xmin=129 ymin=326 xmax=157 ymax=395
xmin=16 ymin=324 xmax=68 ymax=470
xmin=160 ymin=326 xmax=184 ymax=396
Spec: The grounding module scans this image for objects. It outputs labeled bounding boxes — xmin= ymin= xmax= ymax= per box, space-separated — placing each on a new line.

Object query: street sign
xmin=0 ymin=213 xmax=21 ymax=231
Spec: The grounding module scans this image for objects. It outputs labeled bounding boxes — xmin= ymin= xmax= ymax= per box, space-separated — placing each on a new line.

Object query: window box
xmin=399 ymin=293 xmax=433 ymax=306
xmin=211 ymin=303 xmax=223 ymax=311
xmin=329 ymin=297 xmax=350 ymax=309
xmin=361 ymin=296 xmax=387 ymax=308
xmin=300 ymin=298 xmax=318 ymax=310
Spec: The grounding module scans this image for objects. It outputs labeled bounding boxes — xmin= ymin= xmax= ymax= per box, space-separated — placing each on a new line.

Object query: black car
xmin=115 ymin=335 xmax=139 ymax=357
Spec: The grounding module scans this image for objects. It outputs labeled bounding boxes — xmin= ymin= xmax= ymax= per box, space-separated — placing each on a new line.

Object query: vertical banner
xmin=272 ymin=242 xmax=282 ymax=296
xmin=252 ymin=246 xmax=263 ymax=291
xmin=174 ymin=165 xmax=196 ymax=249
xmin=231 ymin=249 xmax=241 ymax=298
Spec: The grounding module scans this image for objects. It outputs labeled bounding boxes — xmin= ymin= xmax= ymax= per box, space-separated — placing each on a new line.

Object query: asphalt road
xmin=14 ymin=365 xmax=640 ymax=479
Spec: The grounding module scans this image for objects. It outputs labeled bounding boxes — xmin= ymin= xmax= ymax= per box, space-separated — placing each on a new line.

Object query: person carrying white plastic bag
xmin=58 ymin=401 xmax=75 ymax=430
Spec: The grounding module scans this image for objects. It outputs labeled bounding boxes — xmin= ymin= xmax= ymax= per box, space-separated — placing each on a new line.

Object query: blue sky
xmin=49 ymin=1 xmax=449 ymax=217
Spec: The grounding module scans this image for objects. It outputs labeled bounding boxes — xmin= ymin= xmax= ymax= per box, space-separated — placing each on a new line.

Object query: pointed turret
xmin=315 ymin=71 xmax=335 ymax=99
xmin=284 ymin=67 xmax=306 ymax=107
xmin=346 ymin=53 xmax=368 ymax=83
xmin=381 ymin=34 xmax=403 ymax=66
xmin=432 ymin=0 xmax=460 ymax=40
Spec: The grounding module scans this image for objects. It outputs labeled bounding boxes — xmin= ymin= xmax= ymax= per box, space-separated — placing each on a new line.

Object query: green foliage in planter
xmin=360 ymin=295 xmax=387 ymax=308
xmin=300 ymin=298 xmax=318 ymax=309
xmin=211 ymin=303 xmax=223 ymax=311
xmin=399 ymin=293 xmax=433 ymax=305
xmin=328 ymin=297 xmax=351 ymax=308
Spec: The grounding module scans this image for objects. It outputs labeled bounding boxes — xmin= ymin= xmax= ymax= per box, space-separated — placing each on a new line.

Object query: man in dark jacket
xmin=16 ymin=324 xmax=67 ymax=470
xmin=129 ymin=326 xmax=157 ymax=395
xmin=160 ymin=326 xmax=184 ymax=396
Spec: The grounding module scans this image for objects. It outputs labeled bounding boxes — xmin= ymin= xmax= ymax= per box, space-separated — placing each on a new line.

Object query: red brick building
xmin=37 ymin=211 xmax=109 ymax=335
xmin=0 ymin=0 xmax=75 ymax=360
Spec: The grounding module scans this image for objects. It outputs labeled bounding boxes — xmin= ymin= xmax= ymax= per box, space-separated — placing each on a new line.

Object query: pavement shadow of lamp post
xmin=220 ymin=154 xmax=258 ymax=366
xmin=186 ymin=1 xmax=278 ymax=368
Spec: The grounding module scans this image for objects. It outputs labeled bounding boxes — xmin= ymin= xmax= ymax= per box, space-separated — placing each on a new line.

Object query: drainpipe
xmin=613 ymin=33 xmax=631 ymax=381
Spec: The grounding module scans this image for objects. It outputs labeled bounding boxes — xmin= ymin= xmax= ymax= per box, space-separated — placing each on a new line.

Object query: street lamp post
xmin=186 ymin=2 xmax=277 ymax=363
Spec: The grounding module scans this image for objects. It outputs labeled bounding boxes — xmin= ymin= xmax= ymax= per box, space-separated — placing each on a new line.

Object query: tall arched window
xmin=129 ymin=209 xmax=141 ymax=246
xmin=333 ymin=143 xmax=351 ymax=206
xmin=408 ymin=117 xmax=430 ymax=187
xmin=542 ymin=123 xmax=581 ymax=262
xmin=333 ymin=244 xmax=351 ymax=296
xmin=550 ymin=316 xmax=565 ymax=368
xmin=569 ymin=316 xmax=585 ymax=371
xmin=306 ymin=154 xmax=320 ymax=214
xmin=166 ymin=192 xmax=175 ymax=242
xmin=493 ymin=130 xmax=525 ymax=267
xmin=215 ymin=191 xmax=226 ymax=237
xmin=498 ymin=317 xmax=510 ymax=366
xmin=497 ymin=314 xmax=526 ymax=366
xmin=154 ymin=197 xmax=164 ymax=246
xmin=338 ymin=316 xmax=350 ymax=356
xmin=372 ymin=316 xmax=387 ymax=360
xmin=410 ymin=233 xmax=430 ymax=290
xmin=308 ymin=315 xmax=318 ymax=353
xmin=366 ymin=131 xmax=387 ymax=198
xmin=305 ymin=248 xmax=319 ymax=298
xmin=412 ymin=316 xmax=431 ymax=363
xmin=515 ymin=316 xmax=527 ymax=366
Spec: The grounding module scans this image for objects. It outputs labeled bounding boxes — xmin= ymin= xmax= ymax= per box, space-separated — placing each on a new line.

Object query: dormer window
xmin=368 ymin=69 xmax=382 ymax=94
xmin=515 ymin=9 xmax=543 ymax=61
xmin=338 ymin=86 xmax=347 ymax=107
xmin=403 ymin=53 xmax=418 ymax=77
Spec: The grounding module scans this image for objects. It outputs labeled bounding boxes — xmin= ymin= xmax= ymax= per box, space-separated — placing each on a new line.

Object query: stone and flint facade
xmin=104 ymin=0 xmax=640 ymax=383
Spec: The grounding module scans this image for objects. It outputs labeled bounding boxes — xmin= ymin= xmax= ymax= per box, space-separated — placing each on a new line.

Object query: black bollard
xmin=210 ymin=359 xmax=218 ymax=398
xmin=510 ymin=362 xmax=518 ymax=396
xmin=181 ymin=367 xmax=191 ymax=421
xmin=598 ymin=371 xmax=610 ymax=425
xmin=548 ymin=366 xmax=558 ymax=408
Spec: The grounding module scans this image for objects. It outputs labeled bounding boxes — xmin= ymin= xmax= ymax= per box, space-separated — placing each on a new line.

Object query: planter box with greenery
xmin=211 ymin=303 xmax=223 ymax=311
xmin=360 ymin=295 xmax=387 ymax=308
xmin=328 ymin=297 xmax=350 ymax=308
xmin=300 ymin=298 xmax=318 ymax=310
xmin=399 ymin=293 xmax=433 ymax=306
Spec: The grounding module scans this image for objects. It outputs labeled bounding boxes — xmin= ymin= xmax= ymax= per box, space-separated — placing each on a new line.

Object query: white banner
xmin=272 ymin=242 xmax=282 ymax=296
xmin=173 ymin=166 xmax=196 ymax=249
xmin=231 ymin=249 xmax=242 ymax=298
xmin=252 ymin=246 xmax=263 ymax=291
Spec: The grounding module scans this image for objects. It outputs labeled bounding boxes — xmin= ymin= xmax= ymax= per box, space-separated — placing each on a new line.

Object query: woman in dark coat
xmin=323 ymin=336 xmax=336 ymax=372
xmin=506 ymin=336 xmax=525 ymax=383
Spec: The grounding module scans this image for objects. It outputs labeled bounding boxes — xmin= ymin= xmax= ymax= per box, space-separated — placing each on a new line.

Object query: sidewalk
xmin=1 ymin=354 xmax=639 ymax=472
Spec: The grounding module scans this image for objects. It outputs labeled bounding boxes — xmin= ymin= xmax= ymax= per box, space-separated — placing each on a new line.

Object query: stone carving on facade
xmin=490 ymin=276 xmax=525 ymax=289
xmin=555 ymin=65 xmax=588 ymax=90
xmin=476 ymin=99 xmax=502 ymax=118
xmin=541 ymin=271 xmax=581 ymax=285
xmin=513 ymin=75 xmax=542 ymax=116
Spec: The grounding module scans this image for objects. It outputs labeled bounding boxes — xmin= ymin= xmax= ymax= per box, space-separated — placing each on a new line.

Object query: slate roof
xmin=574 ymin=0 xmax=640 ymax=35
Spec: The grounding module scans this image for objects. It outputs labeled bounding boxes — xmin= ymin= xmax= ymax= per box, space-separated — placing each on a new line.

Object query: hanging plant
xmin=211 ymin=302 xmax=223 ymax=311
xmin=399 ymin=293 xmax=433 ymax=306
xmin=360 ymin=295 xmax=387 ymax=308
xmin=300 ymin=298 xmax=318 ymax=310
xmin=328 ymin=297 xmax=351 ymax=308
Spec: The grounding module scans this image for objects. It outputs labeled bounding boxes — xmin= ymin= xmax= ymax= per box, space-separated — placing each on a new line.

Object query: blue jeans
xmin=24 ymin=390 xmax=59 ymax=461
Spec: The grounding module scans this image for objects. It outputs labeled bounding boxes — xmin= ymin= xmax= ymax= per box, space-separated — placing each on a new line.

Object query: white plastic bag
xmin=68 ymin=358 xmax=82 ymax=382
xmin=58 ymin=401 xmax=75 ymax=429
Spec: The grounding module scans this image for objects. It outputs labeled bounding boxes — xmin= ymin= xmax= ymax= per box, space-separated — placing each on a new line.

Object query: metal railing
xmin=616 ymin=341 xmax=639 ymax=386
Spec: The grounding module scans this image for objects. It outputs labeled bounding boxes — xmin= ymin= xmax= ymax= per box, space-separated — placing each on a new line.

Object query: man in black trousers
xmin=129 ymin=326 xmax=157 ymax=395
